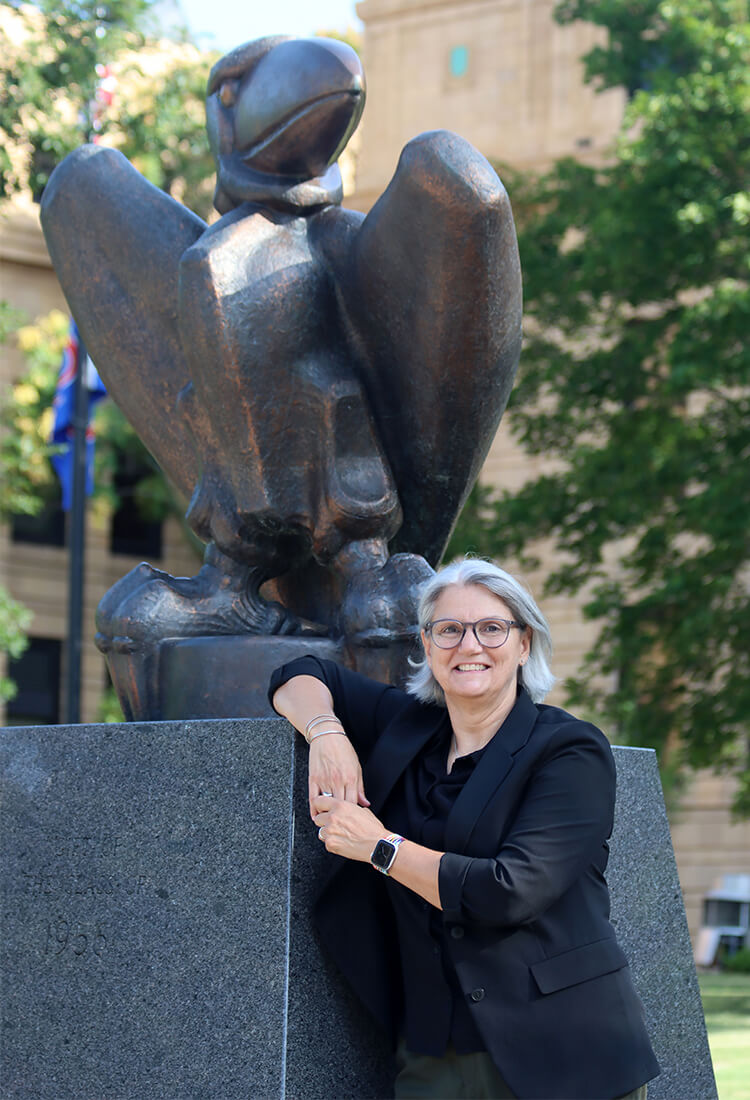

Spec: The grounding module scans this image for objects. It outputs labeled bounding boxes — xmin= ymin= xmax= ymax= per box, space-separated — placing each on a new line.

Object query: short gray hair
xmin=406 ymin=558 xmax=556 ymax=705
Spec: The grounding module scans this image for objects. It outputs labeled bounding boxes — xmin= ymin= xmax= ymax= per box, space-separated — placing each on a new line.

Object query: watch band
xmin=370 ymin=833 xmax=405 ymax=875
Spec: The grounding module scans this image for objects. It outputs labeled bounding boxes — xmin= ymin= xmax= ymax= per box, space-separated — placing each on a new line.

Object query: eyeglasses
xmin=426 ymin=618 xmax=525 ymax=649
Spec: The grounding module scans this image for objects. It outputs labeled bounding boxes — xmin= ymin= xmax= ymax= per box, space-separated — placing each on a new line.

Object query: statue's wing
xmin=40 ymin=144 xmax=207 ymax=498
xmin=322 ymin=129 xmax=522 ymax=565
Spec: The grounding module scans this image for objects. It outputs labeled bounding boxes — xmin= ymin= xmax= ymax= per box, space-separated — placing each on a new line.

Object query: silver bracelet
xmin=304 ymin=713 xmax=340 ymax=738
xmin=308 ymin=729 xmax=348 ymax=743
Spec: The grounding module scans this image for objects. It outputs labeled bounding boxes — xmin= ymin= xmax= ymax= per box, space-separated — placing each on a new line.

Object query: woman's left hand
xmin=311 ymin=795 xmax=387 ymax=863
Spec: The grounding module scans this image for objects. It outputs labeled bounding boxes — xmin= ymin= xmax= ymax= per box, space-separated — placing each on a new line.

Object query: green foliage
xmin=0 ymin=305 xmax=194 ymax=533
xmin=722 ymin=948 xmax=750 ymax=974
xmin=699 ymin=971 xmax=750 ymax=1100
xmin=443 ymin=482 xmax=505 ymax=562
xmin=96 ymin=683 xmax=125 ymax=723
xmin=1 ymin=0 xmax=148 ymax=198
xmin=92 ymin=394 xmax=198 ymax=538
xmin=0 ymin=1 xmax=216 ymax=215
xmin=0 ymin=584 xmax=32 ymax=702
xmin=0 ymin=302 xmax=61 ymax=708
xmin=115 ymin=48 xmax=217 ymax=217
xmin=0 ymin=304 xmax=65 ymax=520
xmin=553 ymin=0 xmax=741 ymax=94
xmin=1 ymin=306 xmax=175 ymax=527
xmin=0 ymin=306 xmax=65 ymax=709
xmin=477 ymin=0 xmax=750 ymax=811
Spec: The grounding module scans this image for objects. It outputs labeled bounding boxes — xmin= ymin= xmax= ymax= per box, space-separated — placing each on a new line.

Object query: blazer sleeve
xmin=439 ymin=722 xmax=616 ymax=928
xmin=268 ymin=655 xmax=409 ymax=757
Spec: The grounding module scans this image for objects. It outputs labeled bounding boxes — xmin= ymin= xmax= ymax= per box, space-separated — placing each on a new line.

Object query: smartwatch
xmin=370 ymin=833 xmax=405 ymax=875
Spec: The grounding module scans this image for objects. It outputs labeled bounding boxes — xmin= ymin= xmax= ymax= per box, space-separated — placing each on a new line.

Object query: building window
xmin=5 ymin=637 xmax=62 ymax=726
xmin=449 ymin=45 xmax=470 ymax=79
xmin=109 ymin=453 xmax=163 ymax=559
xmin=11 ymin=490 xmax=66 ymax=548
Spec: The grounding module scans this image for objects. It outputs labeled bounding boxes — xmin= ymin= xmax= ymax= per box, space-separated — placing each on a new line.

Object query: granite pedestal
xmin=0 ymin=721 xmax=716 ymax=1099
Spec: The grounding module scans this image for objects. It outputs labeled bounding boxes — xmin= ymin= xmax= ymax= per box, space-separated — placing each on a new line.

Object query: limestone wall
xmin=352 ymin=0 xmax=624 ymax=209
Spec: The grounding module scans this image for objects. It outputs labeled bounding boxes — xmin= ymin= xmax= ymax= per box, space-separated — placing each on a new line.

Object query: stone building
xmin=0 ymin=0 xmax=747 ymax=944
xmin=353 ymin=0 xmax=624 ymax=206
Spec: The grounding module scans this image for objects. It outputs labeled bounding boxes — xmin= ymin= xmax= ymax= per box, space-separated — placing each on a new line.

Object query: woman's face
xmin=421 ymin=583 xmax=531 ymax=708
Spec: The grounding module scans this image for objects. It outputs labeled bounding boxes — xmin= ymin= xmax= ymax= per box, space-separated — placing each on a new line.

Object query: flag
xmin=50 ymin=320 xmax=107 ymax=511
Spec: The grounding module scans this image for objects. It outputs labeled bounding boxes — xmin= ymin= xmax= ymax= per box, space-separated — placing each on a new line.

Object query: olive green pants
xmin=394 ymin=1040 xmax=649 ymax=1100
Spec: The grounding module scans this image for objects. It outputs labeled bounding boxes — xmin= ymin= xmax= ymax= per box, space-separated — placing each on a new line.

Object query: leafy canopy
xmin=451 ymin=0 xmax=750 ymax=812
xmin=0 ymin=0 xmax=217 ymax=215
xmin=0 ymin=300 xmax=58 ymax=701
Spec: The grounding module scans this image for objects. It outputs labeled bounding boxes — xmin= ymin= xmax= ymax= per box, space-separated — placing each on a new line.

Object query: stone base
xmin=607 ymin=748 xmax=717 ymax=1099
xmin=158 ymin=636 xmax=345 ymax=718
xmin=116 ymin=635 xmax=420 ymax=721
xmin=0 ymin=722 xmax=716 ymax=1099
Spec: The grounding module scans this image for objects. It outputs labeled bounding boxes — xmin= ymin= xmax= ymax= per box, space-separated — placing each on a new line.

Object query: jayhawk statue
xmin=41 ymin=36 xmax=522 ymax=719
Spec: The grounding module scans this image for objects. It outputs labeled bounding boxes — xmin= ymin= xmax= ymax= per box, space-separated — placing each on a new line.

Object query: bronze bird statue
xmin=40 ymin=36 xmax=522 ymax=719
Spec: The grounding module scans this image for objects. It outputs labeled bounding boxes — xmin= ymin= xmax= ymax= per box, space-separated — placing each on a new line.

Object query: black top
xmin=383 ymin=721 xmax=488 ymax=1054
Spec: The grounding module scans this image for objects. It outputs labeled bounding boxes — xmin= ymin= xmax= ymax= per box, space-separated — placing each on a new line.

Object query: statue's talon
xmin=336 ymin=548 xmax=434 ymax=646
xmin=95 ymin=548 xmax=329 ymax=720
xmin=96 ymin=548 xmax=326 ymax=650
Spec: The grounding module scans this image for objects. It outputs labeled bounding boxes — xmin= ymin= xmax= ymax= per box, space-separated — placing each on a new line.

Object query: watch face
xmin=371 ymin=839 xmax=395 ymax=870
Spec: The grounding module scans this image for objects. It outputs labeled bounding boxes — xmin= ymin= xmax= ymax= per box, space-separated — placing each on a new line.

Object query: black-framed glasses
xmin=426 ymin=618 xmax=525 ymax=649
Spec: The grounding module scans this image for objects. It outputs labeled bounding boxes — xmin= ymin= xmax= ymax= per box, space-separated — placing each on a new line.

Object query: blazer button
xmin=450 ymin=926 xmax=464 ymax=939
xmin=470 ymin=988 xmax=485 ymax=1002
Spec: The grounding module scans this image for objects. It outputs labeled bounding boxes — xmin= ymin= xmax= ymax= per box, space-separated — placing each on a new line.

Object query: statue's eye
xmin=219 ymin=81 xmax=236 ymax=108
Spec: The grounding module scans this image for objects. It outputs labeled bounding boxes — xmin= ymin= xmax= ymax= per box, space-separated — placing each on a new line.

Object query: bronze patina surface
xmin=40 ymin=35 xmax=522 ymax=719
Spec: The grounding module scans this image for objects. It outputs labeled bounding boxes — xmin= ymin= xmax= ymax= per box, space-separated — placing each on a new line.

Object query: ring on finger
xmin=318 ymin=827 xmax=325 ymax=841
xmin=321 ymin=790 xmax=333 ymax=797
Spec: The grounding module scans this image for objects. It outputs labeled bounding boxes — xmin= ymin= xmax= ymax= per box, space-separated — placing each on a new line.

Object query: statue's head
xmin=206 ymin=36 xmax=365 ymax=214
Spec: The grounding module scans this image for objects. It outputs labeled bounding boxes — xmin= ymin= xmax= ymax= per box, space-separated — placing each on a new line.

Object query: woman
xmin=270 ymin=558 xmax=660 ymax=1100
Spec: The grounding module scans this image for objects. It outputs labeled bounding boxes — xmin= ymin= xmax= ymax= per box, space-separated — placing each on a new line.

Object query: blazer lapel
xmin=364 ymin=701 xmax=449 ymax=815
xmin=444 ymin=690 xmax=539 ymax=853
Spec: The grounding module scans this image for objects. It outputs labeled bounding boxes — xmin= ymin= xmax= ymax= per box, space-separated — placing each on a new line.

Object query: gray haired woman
xmin=270 ymin=559 xmax=659 ymax=1100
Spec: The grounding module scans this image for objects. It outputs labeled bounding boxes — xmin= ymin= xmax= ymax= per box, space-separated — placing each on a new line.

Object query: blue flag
xmin=50 ymin=320 xmax=107 ymax=511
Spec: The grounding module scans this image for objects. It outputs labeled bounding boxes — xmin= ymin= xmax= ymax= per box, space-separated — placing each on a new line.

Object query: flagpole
xmin=65 ymin=333 xmax=89 ymax=724
xmin=59 ymin=53 xmax=113 ymax=723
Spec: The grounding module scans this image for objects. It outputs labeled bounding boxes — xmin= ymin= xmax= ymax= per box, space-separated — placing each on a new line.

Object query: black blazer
xmin=269 ymin=658 xmax=660 ymax=1100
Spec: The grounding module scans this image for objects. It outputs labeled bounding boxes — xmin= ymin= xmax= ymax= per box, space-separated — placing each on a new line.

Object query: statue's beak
xmin=233 ymin=37 xmax=365 ymax=179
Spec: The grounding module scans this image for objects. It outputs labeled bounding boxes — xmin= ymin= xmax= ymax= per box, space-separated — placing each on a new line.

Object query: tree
xmin=0 ymin=302 xmax=62 ymax=517
xmin=0 ymin=0 xmax=217 ymax=216
xmin=456 ymin=0 xmax=749 ymax=812
xmin=0 ymin=300 xmax=50 ymax=702
xmin=0 ymin=585 xmax=31 ymax=704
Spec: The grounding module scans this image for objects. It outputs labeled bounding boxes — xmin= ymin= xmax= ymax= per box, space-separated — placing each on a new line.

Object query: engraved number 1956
xmin=44 ymin=917 xmax=108 ymax=959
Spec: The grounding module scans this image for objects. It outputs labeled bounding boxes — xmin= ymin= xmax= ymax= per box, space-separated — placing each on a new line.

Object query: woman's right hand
xmin=308 ymin=733 xmax=370 ymax=817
